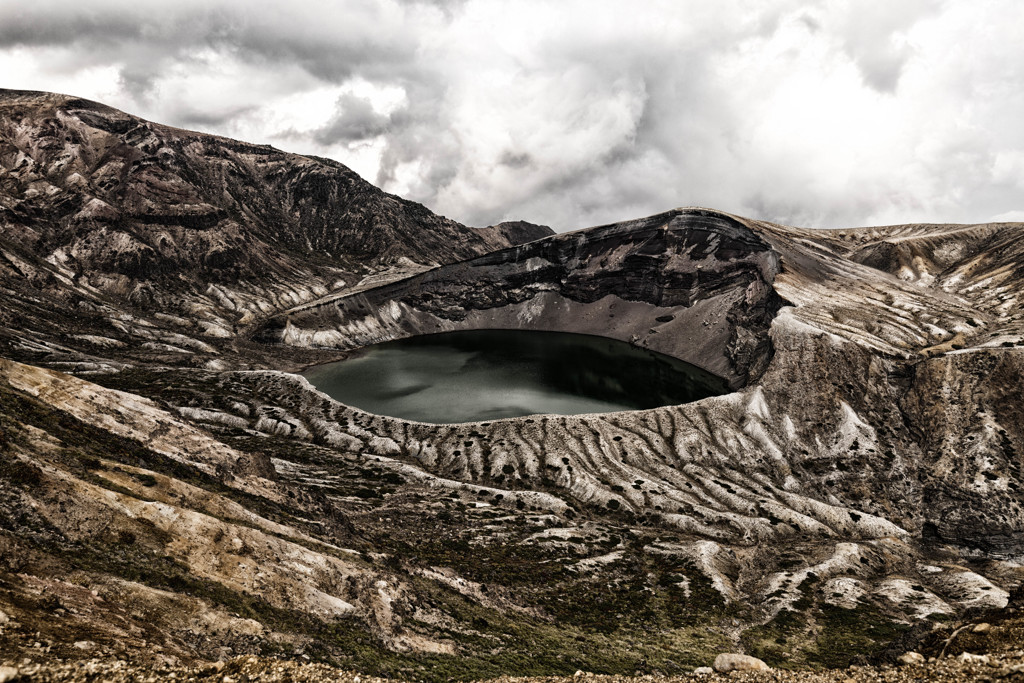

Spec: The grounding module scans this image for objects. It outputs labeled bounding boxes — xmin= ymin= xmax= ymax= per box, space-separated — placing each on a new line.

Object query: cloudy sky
xmin=2 ymin=0 xmax=1023 ymax=232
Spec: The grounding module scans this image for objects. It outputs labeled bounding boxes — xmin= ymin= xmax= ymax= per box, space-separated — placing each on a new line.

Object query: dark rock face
xmin=475 ymin=219 xmax=555 ymax=245
xmin=262 ymin=208 xmax=785 ymax=387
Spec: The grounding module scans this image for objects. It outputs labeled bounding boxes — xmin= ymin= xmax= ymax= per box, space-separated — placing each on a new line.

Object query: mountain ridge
xmin=0 ymin=87 xmax=544 ymax=371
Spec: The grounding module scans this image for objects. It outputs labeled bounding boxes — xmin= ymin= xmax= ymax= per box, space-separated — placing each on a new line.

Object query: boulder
xmin=713 ymin=653 xmax=770 ymax=672
xmin=898 ymin=651 xmax=925 ymax=666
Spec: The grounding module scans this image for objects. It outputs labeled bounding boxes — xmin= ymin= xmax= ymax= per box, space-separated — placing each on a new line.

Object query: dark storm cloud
xmin=313 ymin=93 xmax=392 ymax=143
xmin=174 ymin=104 xmax=260 ymax=129
xmin=0 ymin=1 xmax=420 ymax=96
xmin=2 ymin=0 xmax=1023 ymax=230
xmin=0 ymin=11 xmax=144 ymax=45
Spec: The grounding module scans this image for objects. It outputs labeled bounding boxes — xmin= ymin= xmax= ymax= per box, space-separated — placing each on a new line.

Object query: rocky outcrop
xmin=475 ymin=220 xmax=555 ymax=245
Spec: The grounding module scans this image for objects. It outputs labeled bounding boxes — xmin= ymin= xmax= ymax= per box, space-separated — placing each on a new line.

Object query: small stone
xmin=0 ymin=610 xmax=9 ymax=625
xmin=713 ymin=653 xmax=770 ymax=672
xmin=573 ymin=671 xmax=585 ymax=678
xmin=73 ymin=640 xmax=97 ymax=651
xmin=0 ymin=666 xmax=18 ymax=683
xmin=973 ymin=622 xmax=992 ymax=633
xmin=898 ymin=651 xmax=926 ymax=666
xmin=958 ymin=652 xmax=990 ymax=665
xmin=692 ymin=666 xmax=714 ymax=675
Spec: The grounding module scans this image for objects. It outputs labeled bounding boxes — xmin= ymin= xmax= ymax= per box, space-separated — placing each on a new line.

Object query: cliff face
xmin=1 ymin=91 xmax=1023 ymax=674
xmin=261 ymin=209 xmax=784 ymax=387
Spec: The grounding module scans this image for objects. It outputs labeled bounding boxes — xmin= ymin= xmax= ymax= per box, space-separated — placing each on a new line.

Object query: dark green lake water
xmin=302 ymin=330 xmax=728 ymax=424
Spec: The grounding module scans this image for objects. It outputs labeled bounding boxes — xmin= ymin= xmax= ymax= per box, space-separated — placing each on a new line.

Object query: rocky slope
xmin=8 ymin=627 xmax=1024 ymax=683
xmin=0 ymin=90 xmax=1022 ymax=680
xmin=0 ymin=89 xmax=524 ymax=372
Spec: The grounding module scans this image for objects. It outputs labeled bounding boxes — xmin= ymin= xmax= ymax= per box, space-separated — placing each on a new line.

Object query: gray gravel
xmin=2 ymin=652 xmax=1024 ymax=683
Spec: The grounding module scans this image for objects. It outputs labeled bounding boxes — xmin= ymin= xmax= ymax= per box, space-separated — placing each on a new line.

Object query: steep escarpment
xmin=260 ymin=209 xmax=785 ymax=387
xmin=902 ymin=349 xmax=1024 ymax=552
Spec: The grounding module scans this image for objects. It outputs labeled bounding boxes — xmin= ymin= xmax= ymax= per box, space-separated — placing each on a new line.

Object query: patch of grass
xmin=741 ymin=602 xmax=910 ymax=669
xmin=0 ymin=457 xmax=43 ymax=488
xmin=31 ymin=524 xmax=729 ymax=680
xmin=809 ymin=604 xmax=909 ymax=667
xmin=925 ymin=612 xmax=954 ymax=623
xmin=131 ymin=472 xmax=159 ymax=487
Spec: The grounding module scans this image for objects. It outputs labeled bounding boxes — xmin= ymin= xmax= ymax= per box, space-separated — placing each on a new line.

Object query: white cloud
xmin=1 ymin=0 xmax=1022 ymax=231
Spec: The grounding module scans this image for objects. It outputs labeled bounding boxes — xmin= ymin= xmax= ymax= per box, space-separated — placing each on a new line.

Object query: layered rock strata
xmin=261 ymin=209 xmax=785 ymax=388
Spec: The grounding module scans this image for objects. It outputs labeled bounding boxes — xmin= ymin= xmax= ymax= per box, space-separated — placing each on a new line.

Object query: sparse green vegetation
xmin=741 ymin=601 xmax=910 ymax=669
xmin=131 ymin=472 xmax=159 ymax=487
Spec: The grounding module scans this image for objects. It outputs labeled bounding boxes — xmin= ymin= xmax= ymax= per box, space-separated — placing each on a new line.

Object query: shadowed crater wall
xmin=258 ymin=208 xmax=787 ymax=389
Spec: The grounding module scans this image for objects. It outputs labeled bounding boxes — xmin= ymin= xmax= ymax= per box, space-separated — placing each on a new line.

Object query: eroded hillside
xmin=0 ymin=89 xmax=543 ymax=372
xmin=1 ymin=89 xmax=1022 ymax=679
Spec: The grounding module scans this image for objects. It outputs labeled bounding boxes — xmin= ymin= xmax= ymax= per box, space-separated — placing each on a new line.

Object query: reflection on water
xmin=302 ymin=329 xmax=728 ymax=424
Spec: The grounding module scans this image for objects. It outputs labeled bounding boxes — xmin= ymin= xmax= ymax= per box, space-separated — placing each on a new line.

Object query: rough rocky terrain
xmin=0 ymin=89 xmax=1022 ymax=681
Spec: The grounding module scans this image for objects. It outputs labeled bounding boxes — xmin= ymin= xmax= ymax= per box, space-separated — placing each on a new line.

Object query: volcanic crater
xmin=1 ymin=89 xmax=1023 ymax=678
